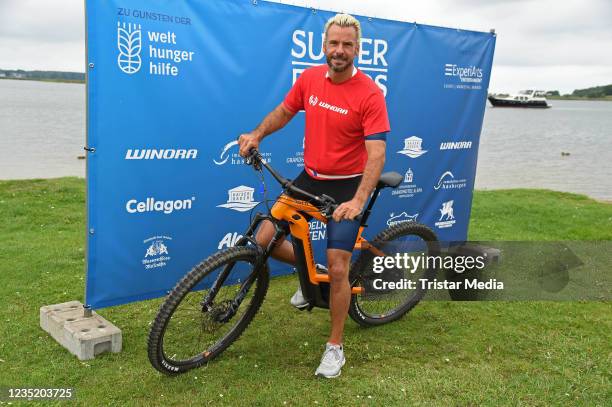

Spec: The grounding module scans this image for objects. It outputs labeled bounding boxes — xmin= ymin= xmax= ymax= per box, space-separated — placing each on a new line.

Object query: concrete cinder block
xmin=40 ymin=301 xmax=122 ymax=360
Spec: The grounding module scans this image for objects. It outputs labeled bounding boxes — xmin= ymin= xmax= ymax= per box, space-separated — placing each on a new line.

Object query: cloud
xmin=0 ymin=0 xmax=609 ymax=92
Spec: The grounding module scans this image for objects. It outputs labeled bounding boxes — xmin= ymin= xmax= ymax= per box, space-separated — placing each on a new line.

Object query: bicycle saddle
xmin=377 ymin=172 xmax=403 ymax=189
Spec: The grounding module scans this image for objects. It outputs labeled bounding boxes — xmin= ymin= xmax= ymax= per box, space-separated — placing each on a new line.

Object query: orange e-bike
xmin=148 ymin=149 xmax=440 ymax=375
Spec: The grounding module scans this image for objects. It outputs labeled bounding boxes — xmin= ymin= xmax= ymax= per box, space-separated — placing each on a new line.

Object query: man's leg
xmin=314 ymin=247 xmax=351 ymax=378
xmin=255 ymin=219 xmax=295 ymax=264
xmin=326 ymin=248 xmax=352 ymax=344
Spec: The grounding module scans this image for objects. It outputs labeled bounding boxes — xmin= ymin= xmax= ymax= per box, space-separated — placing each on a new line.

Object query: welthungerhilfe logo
xmin=387 ymin=212 xmax=418 ymax=227
xmin=117 ymin=22 xmax=142 ymax=74
xmin=217 ymin=186 xmax=260 ymax=212
xmin=435 ymin=200 xmax=456 ymax=229
xmin=397 ymin=136 xmax=427 ymax=158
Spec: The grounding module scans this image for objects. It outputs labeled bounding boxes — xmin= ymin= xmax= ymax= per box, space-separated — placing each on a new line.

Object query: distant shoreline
xmin=3 ymin=77 xmax=612 ymax=100
xmin=548 ymin=95 xmax=612 ymax=101
xmin=0 ymin=77 xmax=84 ymax=84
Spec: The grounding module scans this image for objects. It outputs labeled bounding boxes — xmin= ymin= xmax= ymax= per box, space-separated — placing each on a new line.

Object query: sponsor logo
xmin=213 ymin=140 xmax=271 ymax=166
xmin=117 ymin=22 xmax=142 ymax=74
xmin=444 ymin=63 xmax=483 ymax=90
xmin=309 ymin=220 xmax=327 ymax=241
xmin=434 ymin=171 xmax=467 ymax=191
xmin=125 ymin=149 xmax=198 ymax=160
xmin=392 ymin=168 xmax=423 ymax=199
xmin=218 ymin=232 xmax=243 ymax=249
xmin=290 ymin=29 xmax=389 ymax=96
xmin=397 ymin=136 xmax=427 ymax=158
xmin=440 ymin=141 xmax=472 ymax=150
xmin=126 ymin=197 xmax=195 ymax=214
xmin=116 ymin=17 xmax=196 ymax=77
xmin=309 ymin=94 xmax=349 ymax=115
xmin=404 ymin=168 xmax=413 ymax=183
xmin=435 ymin=200 xmax=456 ymax=229
xmin=286 ymin=137 xmax=305 ymax=168
xmin=142 ymin=235 xmax=172 ymax=270
xmin=217 ymin=186 xmax=260 ymax=212
xmin=387 ymin=212 xmax=418 ymax=227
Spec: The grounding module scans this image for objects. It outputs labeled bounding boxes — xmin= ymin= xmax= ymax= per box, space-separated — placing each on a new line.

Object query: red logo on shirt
xmin=309 ymin=94 xmax=349 ymax=115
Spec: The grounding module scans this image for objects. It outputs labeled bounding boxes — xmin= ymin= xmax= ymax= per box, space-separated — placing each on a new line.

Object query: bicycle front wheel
xmin=348 ymin=222 xmax=440 ymax=327
xmin=148 ymin=246 xmax=269 ymax=375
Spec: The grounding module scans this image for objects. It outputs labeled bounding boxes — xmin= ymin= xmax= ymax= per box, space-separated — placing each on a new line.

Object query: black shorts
xmin=287 ymin=170 xmax=362 ymax=252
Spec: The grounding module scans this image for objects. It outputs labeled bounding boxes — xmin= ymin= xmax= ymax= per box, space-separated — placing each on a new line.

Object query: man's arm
xmin=332 ymin=140 xmax=386 ymax=222
xmin=238 ymin=103 xmax=296 ymax=157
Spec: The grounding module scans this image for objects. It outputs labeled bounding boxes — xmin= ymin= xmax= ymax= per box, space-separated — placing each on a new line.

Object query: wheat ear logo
xmin=117 ymin=22 xmax=142 ymax=74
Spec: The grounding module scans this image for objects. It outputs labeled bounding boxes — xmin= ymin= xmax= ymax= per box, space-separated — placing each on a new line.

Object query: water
xmin=0 ymin=79 xmax=86 ymax=179
xmin=476 ymin=100 xmax=612 ymax=201
xmin=1 ymin=80 xmax=611 ymax=200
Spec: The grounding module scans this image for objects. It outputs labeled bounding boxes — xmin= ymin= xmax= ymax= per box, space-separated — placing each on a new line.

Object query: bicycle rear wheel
xmin=148 ymin=246 xmax=269 ymax=375
xmin=348 ymin=222 xmax=439 ymax=326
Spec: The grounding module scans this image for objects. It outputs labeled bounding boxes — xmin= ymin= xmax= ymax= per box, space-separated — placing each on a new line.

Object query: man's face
xmin=324 ymin=24 xmax=359 ymax=73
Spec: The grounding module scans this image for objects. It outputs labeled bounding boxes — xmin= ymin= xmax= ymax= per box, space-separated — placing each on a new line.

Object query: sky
xmin=0 ymin=0 xmax=610 ymax=94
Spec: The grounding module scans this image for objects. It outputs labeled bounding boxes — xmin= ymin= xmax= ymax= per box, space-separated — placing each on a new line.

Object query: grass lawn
xmin=0 ymin=178 xmax=610 ymax=406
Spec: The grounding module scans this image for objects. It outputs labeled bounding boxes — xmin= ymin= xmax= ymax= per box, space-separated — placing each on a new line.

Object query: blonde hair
xmin=324 ymin=13 xmax=361 ymax=45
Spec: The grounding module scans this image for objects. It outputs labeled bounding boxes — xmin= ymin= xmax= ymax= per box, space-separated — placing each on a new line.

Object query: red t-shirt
xmin=283 ymin=65 xmax=390 ymax=178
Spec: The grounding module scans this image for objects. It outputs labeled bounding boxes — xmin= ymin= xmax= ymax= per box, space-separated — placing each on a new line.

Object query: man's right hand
xmin=237 ymin=132 xmax=261 ymax=158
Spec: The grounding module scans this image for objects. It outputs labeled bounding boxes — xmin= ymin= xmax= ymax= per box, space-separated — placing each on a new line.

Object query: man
xmin=238 ymin=13 xmax=389 ymax=378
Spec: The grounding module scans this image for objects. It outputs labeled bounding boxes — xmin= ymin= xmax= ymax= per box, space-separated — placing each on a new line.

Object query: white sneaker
xmin=290 ymin=286 xmax=309 ymax=309
xmin=315 ymin=343 xmax=346 ymax=378
xmin=290 ymin=264 xmax=328 ymax=309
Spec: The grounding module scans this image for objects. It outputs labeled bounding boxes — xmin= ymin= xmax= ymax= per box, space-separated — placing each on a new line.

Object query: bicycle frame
xmin=204 ymin=149 xmax=390 ymax=311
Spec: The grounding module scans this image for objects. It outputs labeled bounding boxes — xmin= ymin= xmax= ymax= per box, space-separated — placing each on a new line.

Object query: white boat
xmin=488 ymin=90 xmax=550 ymax=108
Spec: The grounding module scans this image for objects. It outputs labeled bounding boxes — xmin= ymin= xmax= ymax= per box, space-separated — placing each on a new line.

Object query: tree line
xmin=0 ymin=69 xmax=85 ymax=82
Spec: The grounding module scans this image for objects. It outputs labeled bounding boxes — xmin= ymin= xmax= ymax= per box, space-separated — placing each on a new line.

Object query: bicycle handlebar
xmin=245 ymin=148 xmax=362 ymax=222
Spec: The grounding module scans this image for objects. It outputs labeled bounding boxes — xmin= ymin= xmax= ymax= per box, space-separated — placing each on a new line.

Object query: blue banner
xmin=85 ymin=0 xmax=496 ymax=308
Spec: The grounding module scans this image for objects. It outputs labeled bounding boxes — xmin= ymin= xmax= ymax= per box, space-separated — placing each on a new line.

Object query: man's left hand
xmin=332 ymin=198 xmax=364 ymax=222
